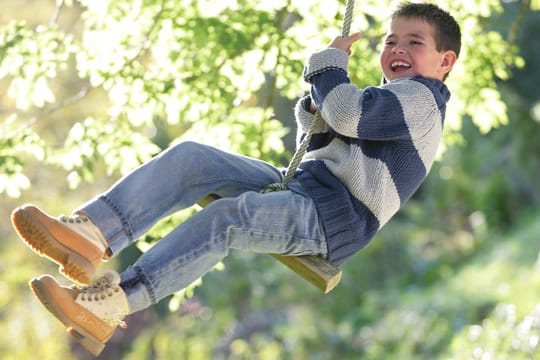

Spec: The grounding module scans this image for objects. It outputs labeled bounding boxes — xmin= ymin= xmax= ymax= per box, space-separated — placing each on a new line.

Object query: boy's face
xmin=380 ymin=17 xmax=457 ymax=82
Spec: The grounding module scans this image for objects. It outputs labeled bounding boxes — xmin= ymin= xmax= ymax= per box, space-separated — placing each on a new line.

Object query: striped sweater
xmin=294 ymin=48 xmax=450 ymax=265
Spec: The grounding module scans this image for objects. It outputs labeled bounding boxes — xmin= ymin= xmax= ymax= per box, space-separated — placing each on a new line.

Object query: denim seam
xmin=134 ymin=265 xmax=157 ymax=304
xmin=99 ymin=195 xmax=133 ymax=241
xmin=229 ymin=226 xmax=326 ymax=256
xmin=230 ymin=226 xmax=324 ymax=245
xmin=186 ymin=175 xmax=279 ymax=191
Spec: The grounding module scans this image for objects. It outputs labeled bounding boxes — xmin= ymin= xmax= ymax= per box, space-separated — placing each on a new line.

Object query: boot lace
xmin=59 ymin=214 xmax=91 ymax=224
xmin=77 ymin=271 xmax=128 ymax=328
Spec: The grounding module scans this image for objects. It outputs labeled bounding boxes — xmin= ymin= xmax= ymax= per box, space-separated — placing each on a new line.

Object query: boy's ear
xmin=440 ymin=50 xmax=458 ymax=75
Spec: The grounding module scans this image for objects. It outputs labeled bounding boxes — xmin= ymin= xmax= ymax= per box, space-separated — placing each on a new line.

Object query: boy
xmin=11 ymin=2 xmax=460 ymax=355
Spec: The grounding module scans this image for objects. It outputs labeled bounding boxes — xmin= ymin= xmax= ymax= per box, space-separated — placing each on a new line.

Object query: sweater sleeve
xmin=294 ymin=95 xmax=315 ymax=133
xmin=303 ymin=48 xmax=445 ymax=142
xmin=294 ymin=95 xmax=330 ymax=148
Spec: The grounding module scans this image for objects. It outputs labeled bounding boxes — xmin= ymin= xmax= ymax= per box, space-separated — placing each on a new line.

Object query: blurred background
xmin=1 ymin=0 xmax=539 ymax=359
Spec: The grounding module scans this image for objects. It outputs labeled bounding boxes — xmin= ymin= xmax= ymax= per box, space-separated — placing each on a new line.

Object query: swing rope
xmin=262 ymin=0 xmax=356 ymax=193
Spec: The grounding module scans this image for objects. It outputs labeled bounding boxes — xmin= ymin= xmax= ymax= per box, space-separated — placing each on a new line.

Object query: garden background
xmin=1 ymin=0 xmax=539 ymax=358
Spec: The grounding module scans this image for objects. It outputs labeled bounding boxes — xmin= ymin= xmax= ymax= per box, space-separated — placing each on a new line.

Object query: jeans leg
xmin=79 ymin=141 xmax=284 ymax=255
xmin=120 ymin=181 xmax=327 ymax=313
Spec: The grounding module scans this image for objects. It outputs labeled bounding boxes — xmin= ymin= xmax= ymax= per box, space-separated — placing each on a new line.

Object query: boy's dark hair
xmin=392 ymin=2 xmax=461 ymax=59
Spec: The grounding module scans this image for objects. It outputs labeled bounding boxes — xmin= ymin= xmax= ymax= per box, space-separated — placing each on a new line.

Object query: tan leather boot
xmin=29 ymin=270 xmax=129 ymax=356
xmin=11 ymin=204 xmax=111 ymax=285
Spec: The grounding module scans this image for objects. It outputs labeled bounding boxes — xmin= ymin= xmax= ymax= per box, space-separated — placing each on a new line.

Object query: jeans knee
xmin=157 ymin=141 xmax=212 ymax=171
xmin=175 ymin=140 xmax=201 ymax=151
xmin=167 ymin=140 xmax=205 ymax=158
xmin=205 ymin=197 xmax=236 ymax=214
xmin=203 ymin=197 xmax=246 ymax=227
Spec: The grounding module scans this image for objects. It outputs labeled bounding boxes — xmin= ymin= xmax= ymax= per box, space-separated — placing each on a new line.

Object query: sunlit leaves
xmin=1 ymin=0 xmax=525 ymax=198
xmin=0 ymin=115 xmax=45 ymax=198
xmin=0 ymin=0 xmax=529 ymax=195
xmin=449 ymin=304 xmax=540 ymax=359
xmin=435 ymin=0 xmax=523 ymax=135
xmin=0 ymin=2 xmax=539 ymax=359
xmin=181 ymin=107 xmax=288 ymax=163
xmin=76 ymin=0 xmax=158 ymax=87
xmin=54 ymin=117 xmax=160 ymax=188
xmin=0 ymin=21 xmax=74 ymax=109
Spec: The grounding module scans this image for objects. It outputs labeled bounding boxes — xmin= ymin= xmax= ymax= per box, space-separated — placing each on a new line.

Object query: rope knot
xmin=261 ymin=182 xmax=289 ymax=194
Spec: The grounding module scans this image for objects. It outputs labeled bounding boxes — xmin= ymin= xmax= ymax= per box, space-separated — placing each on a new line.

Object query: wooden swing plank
xmin=197 ymin=195 xmax=342 ymax=293
xmin=270 ymin=253 xmax=342 ymax=294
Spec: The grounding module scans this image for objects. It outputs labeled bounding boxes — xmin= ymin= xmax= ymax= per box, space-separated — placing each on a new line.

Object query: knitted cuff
xmin=294 ymin=95 xmax=315 ymax=131
xmin=303 ymin=48 xmax=349 ymax=83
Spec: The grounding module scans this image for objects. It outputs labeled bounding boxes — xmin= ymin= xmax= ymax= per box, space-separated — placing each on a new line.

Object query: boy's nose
xmin=392 ymin=45 xmax=406 ymax=54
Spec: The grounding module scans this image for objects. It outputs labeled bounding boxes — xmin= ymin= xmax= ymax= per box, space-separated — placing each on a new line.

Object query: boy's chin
xmin=385 ymin=72 xmax=423 ymax=81
xmin=385 ymin=75 xmax=408 ymax=82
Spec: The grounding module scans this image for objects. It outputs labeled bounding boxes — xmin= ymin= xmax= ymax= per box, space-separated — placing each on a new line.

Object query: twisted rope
xmin=262 ymin=0 xmax=355 ymax=194
xmin=341 ymin=0 xmax=355 ymax=38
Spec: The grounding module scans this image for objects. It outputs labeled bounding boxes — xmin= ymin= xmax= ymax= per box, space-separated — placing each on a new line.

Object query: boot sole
xmin=29 ymin=278 xmax=107 ymax=356
xmin=12 ymin=208 xmax=94 ymax=285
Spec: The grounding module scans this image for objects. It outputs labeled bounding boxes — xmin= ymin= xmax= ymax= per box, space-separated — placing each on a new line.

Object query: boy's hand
xmin=310 ymin=99 xmax=318 ymax=113
xmin=328 ymin=32 xmax=362 ymax=56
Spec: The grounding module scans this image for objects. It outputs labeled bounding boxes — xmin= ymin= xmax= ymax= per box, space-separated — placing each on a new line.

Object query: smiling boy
xmin=301 ymin=2 xmax=460 ymax=264
xmin=12 ymin=2 xmax=461 ymax=356
xmin=380 ymin=6 xmax=459 ymax=81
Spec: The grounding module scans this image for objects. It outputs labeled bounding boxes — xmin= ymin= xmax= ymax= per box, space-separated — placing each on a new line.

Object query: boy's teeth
xmin=392 ymin=61 xmax=411 ymax=70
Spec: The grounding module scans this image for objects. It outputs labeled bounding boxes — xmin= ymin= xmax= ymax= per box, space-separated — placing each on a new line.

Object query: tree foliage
xmin=1 ymin=0 xmax=539 ymax=359
xmin=0 ymin=0 xmax=525 ymax=197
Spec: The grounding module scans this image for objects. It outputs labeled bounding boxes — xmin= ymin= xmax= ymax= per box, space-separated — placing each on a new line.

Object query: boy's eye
xmin=410 ymin=40 xmax=423 ymax=45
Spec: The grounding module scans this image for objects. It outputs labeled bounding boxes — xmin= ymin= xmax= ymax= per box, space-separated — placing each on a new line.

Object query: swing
xmin=199 ymin=0 xmax=356 ymax=294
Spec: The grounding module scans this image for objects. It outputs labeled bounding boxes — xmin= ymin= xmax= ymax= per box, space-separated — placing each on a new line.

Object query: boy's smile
xmin=380 ymin=17 xmax=456 ymax=82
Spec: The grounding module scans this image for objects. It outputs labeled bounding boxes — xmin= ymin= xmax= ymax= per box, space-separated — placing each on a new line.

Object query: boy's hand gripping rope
xmin=262 ymin=0 xmax=355 ymax=193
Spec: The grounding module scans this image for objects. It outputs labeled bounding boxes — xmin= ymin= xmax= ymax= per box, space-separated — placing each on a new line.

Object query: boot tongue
xmin=60 ymin=212 xmax=110 ymax=254
xmin=102 ymin=270 xmax=121 ymax=286
xmin=75 ymin=271 xmax=129 ymax=327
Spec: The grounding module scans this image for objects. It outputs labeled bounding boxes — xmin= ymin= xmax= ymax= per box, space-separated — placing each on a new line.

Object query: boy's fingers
xmin=328 ymin=32 xmax=361 ymax=52
xmin=346 ymin=32 xmax=362 ymax=43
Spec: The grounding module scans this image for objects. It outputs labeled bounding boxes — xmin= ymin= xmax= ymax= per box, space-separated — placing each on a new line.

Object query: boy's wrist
xmin=309 ymin=101 xmax=318 ymax=113
xmin=295 ymin=95 xmax=316 ymax=129
xmin=303 ymin=48 xmax=349 ymax=83
xmin=301 ymin=96 xmax=317 ymax=114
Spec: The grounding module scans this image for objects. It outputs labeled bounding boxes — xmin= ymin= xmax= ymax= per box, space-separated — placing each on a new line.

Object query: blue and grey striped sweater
xmin=294 ymin=48 xmax=450 ymax=265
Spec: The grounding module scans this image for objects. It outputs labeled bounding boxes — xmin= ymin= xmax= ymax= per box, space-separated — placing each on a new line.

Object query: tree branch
xmin=27 ymin=85 xmax=92 ymax=126
xmin=48 ymin=0 xmax=63 ymax=27
xmin=507 ymin=0 xmax=531 ymax=47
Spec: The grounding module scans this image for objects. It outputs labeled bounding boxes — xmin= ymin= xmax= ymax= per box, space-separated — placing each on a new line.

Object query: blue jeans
xmin=78 ymin=141 xmax=327 ymax=313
